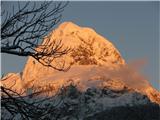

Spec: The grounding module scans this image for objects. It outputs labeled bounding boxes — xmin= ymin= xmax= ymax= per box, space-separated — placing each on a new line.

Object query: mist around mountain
xmin=1 ymin=22 xmax=160 ymax=120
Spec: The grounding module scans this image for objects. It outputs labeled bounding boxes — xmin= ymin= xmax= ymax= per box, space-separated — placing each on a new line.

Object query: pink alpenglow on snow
xmin=1 ymin=22 xmax=160 ymax=104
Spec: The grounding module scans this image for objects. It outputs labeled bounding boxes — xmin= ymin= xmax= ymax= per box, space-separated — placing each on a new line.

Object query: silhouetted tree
xmin=1 ymin=1 xmax=70 ymax=71
xmin=1 ymin=1 xmax=71 ymax=119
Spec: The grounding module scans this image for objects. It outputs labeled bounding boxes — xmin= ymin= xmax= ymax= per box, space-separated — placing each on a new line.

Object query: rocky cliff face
xmin=1 ymin=22 xmax=160 ymax=104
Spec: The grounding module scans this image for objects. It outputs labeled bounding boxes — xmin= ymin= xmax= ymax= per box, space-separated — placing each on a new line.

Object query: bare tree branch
xmin=1 ymin=1 xmax=70 ymax=71
xmin=1 ymin=1 xmax=73 ymax=119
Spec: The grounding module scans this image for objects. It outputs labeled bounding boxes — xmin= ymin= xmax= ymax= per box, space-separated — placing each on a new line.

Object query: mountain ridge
xmin=1 ymin=21 xmax=160 ymax=105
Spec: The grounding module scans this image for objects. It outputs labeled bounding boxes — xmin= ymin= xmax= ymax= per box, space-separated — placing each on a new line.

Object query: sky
xmin=1 ymin=1 xmax=159 ymax=90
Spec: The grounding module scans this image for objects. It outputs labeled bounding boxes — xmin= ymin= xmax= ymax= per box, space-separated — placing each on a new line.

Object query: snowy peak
xmin=1 ymin=22 xmax=160 ymax=105
xmin=57 ymin=21 xmax=97 ymax=35
xmin=58 ymin=21 xmax=80 ymax=33
xmin=21 ymin=22 xmax=125 ymax=84
xmin=48 ymin=21 xmax=125 ymax=66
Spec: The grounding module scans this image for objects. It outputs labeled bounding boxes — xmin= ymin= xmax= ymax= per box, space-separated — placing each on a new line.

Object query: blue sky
xmin=1 ymin=1 xmax=159 ymax=90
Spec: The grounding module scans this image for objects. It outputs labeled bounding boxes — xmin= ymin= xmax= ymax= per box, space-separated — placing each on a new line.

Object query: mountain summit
xmin=45 ymin=21 xmax=125 ymax=66
xmin=1 ymin=22 xmax=160 ymax=105
xmin=22 ymin=21 xmax=125 ymax=84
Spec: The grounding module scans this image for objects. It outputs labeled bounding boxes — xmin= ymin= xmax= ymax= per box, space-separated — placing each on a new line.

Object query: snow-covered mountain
xmin=22 ymin=22 xmax=125 ymax=84
xmin=1 ymin=22 xmax=160 ymax=105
